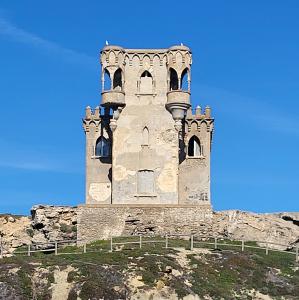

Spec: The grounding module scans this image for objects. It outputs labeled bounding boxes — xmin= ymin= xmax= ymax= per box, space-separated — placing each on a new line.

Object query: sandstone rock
xmin=0 ymin=215 xmax=31 ymax=255
xmin=30 ymin=205 xmax=77 ymax=247
xmin=7 ymin=216 xmax=15 ymax=223
xmin=213 ymin=210 xmax=299 ymax=250
xmin=271 ymin=212 xmax=299 ymax=226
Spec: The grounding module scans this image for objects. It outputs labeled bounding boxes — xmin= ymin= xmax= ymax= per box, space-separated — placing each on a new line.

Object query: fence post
xmin=241 ymin=240 xmax=244 ymax=252
xmin=139 ymin=236 xmax=142 ymax=249
xmin=266 ymin=243 xmax=269 ymax=255
xmin=28 ymin=245 xmax=31 ymax=257
xmin=296 ymin=245 xmax=298 ymax=262
xmin=83 ymin=243 xmax=86 ymax=254
xmin=0 ymin=235 xmax=3 ymax=259
xmin=165 ymin=235 xmax=168 ymax=249
xmin=214 ymin=237 xmax=217 ymax=250
xmin=110 ymin=237 xmax=113 ymax=252
xmin=55 ymin=242 xmax=58 ymax=255
xmin=190 ymin=234 xmax=194 ymax=251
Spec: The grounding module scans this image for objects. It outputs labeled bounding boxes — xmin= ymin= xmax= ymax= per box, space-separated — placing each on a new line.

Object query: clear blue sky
xmin=0 ymin=1 xmax=298 ymax=215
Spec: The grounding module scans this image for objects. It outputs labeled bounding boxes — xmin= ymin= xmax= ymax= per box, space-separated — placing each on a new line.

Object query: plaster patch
xmin=157 ymin=163 xmax=177 ymax=193
xmin=89 ymin=183 xmax=111 ymax=202
xmin=127 ymin=170 xmax=137 ymax=176
xmin=114 ymin=165 xmax=128 ymax=181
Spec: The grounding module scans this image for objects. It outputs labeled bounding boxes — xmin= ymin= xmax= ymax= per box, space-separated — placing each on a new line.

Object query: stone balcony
xmin=101 ymin=90 xmax=125 ymax=107
xmin=166 ymin=90 xmax=190 ymax=106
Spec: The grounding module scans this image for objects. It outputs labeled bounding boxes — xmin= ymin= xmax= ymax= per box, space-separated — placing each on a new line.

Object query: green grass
xmin=2 ymin=237 xmax=299 ymax=299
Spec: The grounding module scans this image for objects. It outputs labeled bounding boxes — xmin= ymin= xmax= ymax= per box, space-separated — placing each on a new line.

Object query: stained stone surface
xmin=77 ymin=205 xmax=213 ymax=243
xmin=1 ymin=205 xmax=299 ymax=255
xmin=83 ymin=46 xmax=214 ymax=208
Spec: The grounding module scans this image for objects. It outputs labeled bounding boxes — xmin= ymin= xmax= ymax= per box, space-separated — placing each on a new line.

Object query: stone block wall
xmin=77 ymin=204 xmax=213 ymax=243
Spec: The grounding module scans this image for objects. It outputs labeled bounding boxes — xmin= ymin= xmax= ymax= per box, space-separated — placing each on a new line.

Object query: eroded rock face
xmin=0 ymin=215 xmax=31 ymax=255
xmin=0 ymin=205 xmax=78 ymax=255
xmin=271 ymin=212 xmax=299 ymax=226
xmin=30 ymin=205 xmax=77 ymax=245
xmin=213 ymin=210 xmax=299 ymax=249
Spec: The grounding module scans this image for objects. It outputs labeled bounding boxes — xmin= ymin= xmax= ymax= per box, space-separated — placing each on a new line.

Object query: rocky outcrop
xmin=0 ymin=214 xmax=31 ymax=256
xmin=30 ymin=205 xmax=77 ymax=245
xmin=212 ymin=210 xmax=299 ymax=249
xmin=271 ymin=212 xmax=299 ymax=226
xmin=0 ymin=205 xmax=77 ymax=256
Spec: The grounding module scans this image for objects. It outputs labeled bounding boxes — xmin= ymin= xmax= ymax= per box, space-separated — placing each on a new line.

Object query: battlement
xmin=82 ymin=106 xmax=102 ymax=133
xmin=186 ymin=105 xmax=212 ymax=120
xmin=100 ymin=44 xmax=192 ymax=66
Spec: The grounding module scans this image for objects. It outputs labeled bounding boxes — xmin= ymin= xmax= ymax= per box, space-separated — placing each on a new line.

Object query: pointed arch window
xmin=140 ymin=71 xmax=153 ymax=94
xmin=113 ymin=68 xmax=122 ymax=90
xmin=142 ymin=127 xmax=149 ymax=146
xmin=188 ymin=136 xmax=202 ymax=157
xmin=95 ymin=137 xmax=111 ymax=157
xmin=181 ymin=68 xmax=189 ymax=91
xmin=169 ymin=68 xmax=179 ymax=91
xmin=103 ymin=69 xmax=111 ymax=91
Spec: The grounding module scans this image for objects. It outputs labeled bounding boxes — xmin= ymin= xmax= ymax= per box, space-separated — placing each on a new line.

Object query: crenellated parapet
xmin=112 ymin=46 xmax=192 ymax=71
xmin=185 ymin=106 xmax=214 ymax=133
xmin=82 ymin=106 xmax=101 ymax=133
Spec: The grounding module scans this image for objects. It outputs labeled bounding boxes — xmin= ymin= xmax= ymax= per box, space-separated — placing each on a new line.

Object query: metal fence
xmin=1 ymin=234 xmax=298 ymax=262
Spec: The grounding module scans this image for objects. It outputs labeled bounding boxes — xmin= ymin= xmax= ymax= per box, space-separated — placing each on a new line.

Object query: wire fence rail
xmin=0 ymin=234 xmax=298 ymax=262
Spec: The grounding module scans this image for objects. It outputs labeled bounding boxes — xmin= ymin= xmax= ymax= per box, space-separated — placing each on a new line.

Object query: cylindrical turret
xmin=100 ymin=45 xmax=126 ymax=108
xmin=165 ymin=45 xmax=192 ymax=128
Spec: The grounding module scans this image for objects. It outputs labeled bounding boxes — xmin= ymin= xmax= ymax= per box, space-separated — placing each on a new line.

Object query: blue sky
xmin=0 ymin=0 xmax=298 ymax=214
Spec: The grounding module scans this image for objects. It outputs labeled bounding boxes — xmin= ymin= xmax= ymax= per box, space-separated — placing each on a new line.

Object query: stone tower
xmin=83 ymin=45 xmax=214 ymax=206
xmin=79 ymin=45 xmax=214 ymax=242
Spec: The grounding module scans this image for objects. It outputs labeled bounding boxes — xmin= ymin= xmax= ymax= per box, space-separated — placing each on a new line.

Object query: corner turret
xmin=165 ymin=45 xmax=192 ymax=130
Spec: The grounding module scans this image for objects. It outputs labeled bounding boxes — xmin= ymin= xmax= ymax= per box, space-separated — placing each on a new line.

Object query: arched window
xmin=140 ymin=71 xmax=153 ymax=94
xmin=95 ymin=137 xmax=110 ymax=157
xmin=188 ymin=136 xmax=201 ymax=157
xmin=181 ymin=68 xmax=189 ymax=91
xmin=170 ymin=68 xmax=178 ymax=91
xmin=141 ymin=70 xmax=152 ymax=78
xmin=142 ymin=127 xmax=149 ymax=146
xmin=103 ymin=69 xmax=111 ymax=91
xmin=113 ymin=68 xmax=122 ymax=90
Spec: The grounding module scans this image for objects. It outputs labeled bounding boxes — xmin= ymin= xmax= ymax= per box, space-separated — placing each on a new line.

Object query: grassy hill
xmin=0 ymin=239 xmax=298 ymax=300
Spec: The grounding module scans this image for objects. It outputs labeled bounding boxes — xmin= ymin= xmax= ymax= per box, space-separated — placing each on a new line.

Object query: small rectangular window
xmin=137 ymin=170 xmax=154 ymax=194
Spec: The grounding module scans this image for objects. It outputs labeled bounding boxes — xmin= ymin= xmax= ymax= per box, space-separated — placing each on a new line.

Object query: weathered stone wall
xmin=111 ymin=50 xmax=179 ymax=205
xmin=84 ymin=112 xmax=112 ymax=205
xmin=77 ymin=205 xmax=213 ymax=243
xmin=1 ymin=205 xmax=299 ymax=255
xmin=83 ymin=46 xmax=215 ymax=207
xmin=77 ymin=205 xmax=299 ymax=250
xmin=179 ymin=112 xmax=213 ymax=204
xmin=179 ymin=157 xmax=210 ymax=205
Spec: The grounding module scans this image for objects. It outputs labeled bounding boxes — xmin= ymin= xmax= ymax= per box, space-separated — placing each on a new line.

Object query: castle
xmin=78 ymin=45 xmax=214 ymax=241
